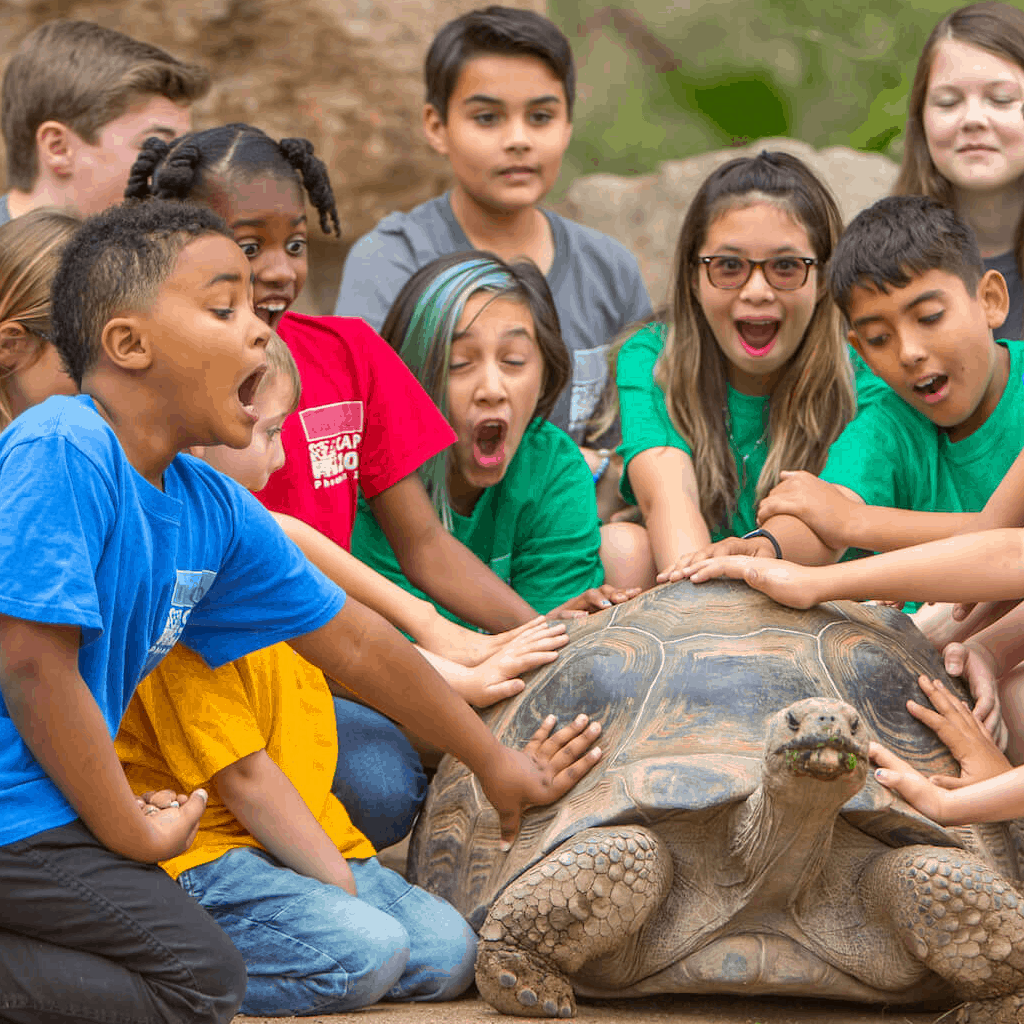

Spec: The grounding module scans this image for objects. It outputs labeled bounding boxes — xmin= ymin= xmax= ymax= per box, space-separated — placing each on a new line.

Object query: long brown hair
xmin=658 ymin=151 xmax=854 ymax=533
xmin=893 ymin=2 xmax=1024 ymax=335
xmin=0 ymin=208 xmax=80 ymax=430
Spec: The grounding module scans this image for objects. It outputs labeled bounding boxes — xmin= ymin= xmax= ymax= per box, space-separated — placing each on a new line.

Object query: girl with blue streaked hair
xmin=351 ymin=251 xmax=653 ymax=634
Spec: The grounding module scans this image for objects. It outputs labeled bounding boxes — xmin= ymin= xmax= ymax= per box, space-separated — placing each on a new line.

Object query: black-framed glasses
xmin=696 ymin=255 xmax=818 ymax=291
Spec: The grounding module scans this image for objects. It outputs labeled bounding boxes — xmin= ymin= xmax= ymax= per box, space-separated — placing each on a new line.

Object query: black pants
xmin=0 ymin=819 xmax=246 ymax=1023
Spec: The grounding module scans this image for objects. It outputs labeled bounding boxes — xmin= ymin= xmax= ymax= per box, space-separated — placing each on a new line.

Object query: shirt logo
xmin=300 ymin=401 xmax=364 ymax=490
xmin=143 ymin=568 xmax=218 ymax=675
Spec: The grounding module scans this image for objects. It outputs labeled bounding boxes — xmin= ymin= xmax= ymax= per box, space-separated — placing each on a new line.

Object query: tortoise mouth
xmin=775 ymin=736 xmax=866 ymax=780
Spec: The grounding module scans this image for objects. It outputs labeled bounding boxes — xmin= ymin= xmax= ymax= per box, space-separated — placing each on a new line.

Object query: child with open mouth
xmin=351 ymin=251 xmax=651 ymax=628
xmin=612 ymin=151 xmax=856 ymax=587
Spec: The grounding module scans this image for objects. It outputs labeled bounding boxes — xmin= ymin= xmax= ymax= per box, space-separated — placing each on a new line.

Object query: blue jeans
xmin=331 ymin=697 xmax=427 ymax=849
xmin=178 ymin=847 xmax=476 ymax=1016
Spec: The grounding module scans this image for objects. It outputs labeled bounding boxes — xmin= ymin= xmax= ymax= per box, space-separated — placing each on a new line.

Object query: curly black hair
xmin=124 ymin=123 xmax=340 ymax=237
xmin=51 ymin=199 xmax=232 ymax=386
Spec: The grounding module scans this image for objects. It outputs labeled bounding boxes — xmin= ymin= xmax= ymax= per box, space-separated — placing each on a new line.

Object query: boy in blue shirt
xmin=0 ymin=199 xmax=602 ymax=1022
xmin=335 ymin=6 xmax=651 ymax=495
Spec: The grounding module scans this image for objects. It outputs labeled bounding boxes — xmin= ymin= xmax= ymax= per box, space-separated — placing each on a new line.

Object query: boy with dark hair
xmin=117 ymin=343 xmax=476 ymax=1014
xmin=0 ymin=199 xmax=600 ymax=1021
xmin=0 ymin=19 xmax=208 ymax=223
xmin=335 ymin=5 xmax=651 ymax=471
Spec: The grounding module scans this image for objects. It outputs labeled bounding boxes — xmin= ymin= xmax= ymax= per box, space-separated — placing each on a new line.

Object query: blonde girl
xmin=0 ymin=209 xmax=80 ymax=430
xmin=894 ymin=1 xmax=1024 ymax=339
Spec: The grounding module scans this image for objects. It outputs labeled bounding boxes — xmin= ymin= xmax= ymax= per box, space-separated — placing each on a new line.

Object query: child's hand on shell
xmin=455 ymin=619 xmax=569 ymax=708
xmin=682 ymin=555 xmax=822 ymax=609
xmin=547 ymin=584 xmax=641 ymax=618
xmin=481 ymin=713 xmax=603 ymax=850
xmin=906 ymin=675 xmax=1011 ymax=785
xmin=658 ymin=535 xmax=774 ymax=584
xmin=870 ymin=743 xmax=952 ymax=824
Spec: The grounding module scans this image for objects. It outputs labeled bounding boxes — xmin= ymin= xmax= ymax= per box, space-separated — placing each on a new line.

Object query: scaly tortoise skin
xmin=408 ymin=580 xmax=1024 ymax=1021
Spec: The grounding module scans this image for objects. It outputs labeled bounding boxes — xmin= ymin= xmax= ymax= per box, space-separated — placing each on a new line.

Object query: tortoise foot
xmin=955 ymin=993 xmax=1024 ymax=1023
xmin=476 ymin=825 xmax=671 ymax=1009
xmin=477 ymin=945 xmax=576 ymax=1018
xmin=866 ymin=847 xmax=1024 ymax=1020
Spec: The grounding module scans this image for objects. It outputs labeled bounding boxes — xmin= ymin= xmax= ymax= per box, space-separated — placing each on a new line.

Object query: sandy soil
xmin=237 ymin=992 xmax=945 ymax=1024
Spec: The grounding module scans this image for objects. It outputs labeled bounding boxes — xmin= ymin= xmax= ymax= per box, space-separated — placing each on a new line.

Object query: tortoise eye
xmin=786 ymin=710 xmax=800 ymax=731
xmin=849 ymin=715 xmax=860 ymax=734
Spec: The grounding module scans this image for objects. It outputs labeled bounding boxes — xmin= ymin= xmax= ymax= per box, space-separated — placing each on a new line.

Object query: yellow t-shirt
xmin=116 ymin=642 xmax=375 ymax=879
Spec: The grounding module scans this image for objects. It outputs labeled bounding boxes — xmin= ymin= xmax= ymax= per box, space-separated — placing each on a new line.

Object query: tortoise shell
xmin=409 ymin=580 xmax=1019 ymax=929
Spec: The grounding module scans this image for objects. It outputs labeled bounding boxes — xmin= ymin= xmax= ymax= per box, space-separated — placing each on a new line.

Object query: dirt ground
xmin=237 ymin=993 xmax=945 ymax=1024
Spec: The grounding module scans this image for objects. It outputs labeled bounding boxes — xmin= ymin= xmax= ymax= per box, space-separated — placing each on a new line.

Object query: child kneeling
xmin=116 ymin=339 xmax=475 ymax=1016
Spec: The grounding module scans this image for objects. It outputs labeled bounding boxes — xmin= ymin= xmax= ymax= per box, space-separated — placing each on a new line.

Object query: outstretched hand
xmin=657 ymin=535 xmax=775 ymax=584
xmin=547 ymin=584 xmax=641 ymax=619
xmin=905 ymin=675 xmax=1011 ymax=786
xmin=459 ymin=619 xmax=569 ymax=708
xmin=870 ymin=742 xmax=953 ymax=824
xmin=479 ymin=713 xmax=603 ymax=850
xmin=681 ymin=555 xmax=822 ymax=609
xmin=425 ymin=614 xmax=557 ymax=669
xmin=942 ymin=641 xmax=1007 ymax=750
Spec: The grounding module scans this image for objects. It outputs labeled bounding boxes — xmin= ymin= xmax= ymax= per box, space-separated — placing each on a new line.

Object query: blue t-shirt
xmin=0 ymin=395 xmax=346 ymax=844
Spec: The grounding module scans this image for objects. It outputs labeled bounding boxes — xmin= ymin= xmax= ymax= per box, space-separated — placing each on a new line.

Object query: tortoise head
xmin=764 ymin=698 xmax=869 ymax=796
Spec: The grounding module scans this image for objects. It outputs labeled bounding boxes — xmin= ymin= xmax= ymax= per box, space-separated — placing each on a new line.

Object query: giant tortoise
xmin=408 ymin=580 xmax=1024 ymax=1021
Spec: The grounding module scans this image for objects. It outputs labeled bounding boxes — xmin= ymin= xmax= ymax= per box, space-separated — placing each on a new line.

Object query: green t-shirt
xmin=616 ymin=322 xmax=771 ymax=542
xmin=822 ymin=340 xmax=1024 ymax=516
xmin=350 ymin=418 xmax=604 ymax=627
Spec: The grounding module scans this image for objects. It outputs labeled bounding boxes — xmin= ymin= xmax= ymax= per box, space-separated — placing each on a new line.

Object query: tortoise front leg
xmin=475 ymin=825 xmax=672 ymax=1018
xmin=863 ymin=845 xmax=1024 ymax=1023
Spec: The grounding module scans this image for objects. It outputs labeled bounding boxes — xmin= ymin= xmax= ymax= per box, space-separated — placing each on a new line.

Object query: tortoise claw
xmin=477 ymin=946 xmax=576 ymax=1018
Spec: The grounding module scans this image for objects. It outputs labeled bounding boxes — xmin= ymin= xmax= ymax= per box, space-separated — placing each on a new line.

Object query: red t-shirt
xmin=257 ymin=312 xmax=456 ymax=551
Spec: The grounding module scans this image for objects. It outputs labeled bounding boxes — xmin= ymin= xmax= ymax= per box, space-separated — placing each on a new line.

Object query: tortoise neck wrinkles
xmin=729 ymin=759 xmax=866 ymax=904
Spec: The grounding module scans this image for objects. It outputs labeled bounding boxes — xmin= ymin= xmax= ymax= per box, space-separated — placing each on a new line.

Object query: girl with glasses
xmin=613 ymin=151 xmax=856 ymax=584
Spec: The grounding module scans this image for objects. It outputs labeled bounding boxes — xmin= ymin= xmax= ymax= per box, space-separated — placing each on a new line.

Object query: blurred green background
xmin=546 ymin=0 xmax=1001 ymax=193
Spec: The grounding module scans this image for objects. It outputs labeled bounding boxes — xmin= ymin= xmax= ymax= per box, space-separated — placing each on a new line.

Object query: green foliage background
xmin=546 ymin=0 xmax=1009 ymax=189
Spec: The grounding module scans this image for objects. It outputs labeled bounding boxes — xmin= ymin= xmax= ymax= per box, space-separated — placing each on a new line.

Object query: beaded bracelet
xmin=592 ymin=448 xmax=612 ymax=484
xmin=742 ymin=527 xmax=783 ymax=560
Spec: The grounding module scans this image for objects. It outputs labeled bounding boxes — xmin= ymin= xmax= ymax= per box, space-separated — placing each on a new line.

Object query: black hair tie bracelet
xmin=742 ymin=527 xmax=783 ymax=560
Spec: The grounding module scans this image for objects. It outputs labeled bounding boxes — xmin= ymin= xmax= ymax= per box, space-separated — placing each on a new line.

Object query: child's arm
xmin=0 ymin=614 xmax=207 ymax=862
xmin=273 ymin=510 xmax=560 ymax=667
xmin=871 ymin=744 xmax=1024 ymax=826
xmin=214 ymin=748 xmax=356 ymax=894
xmin=626 ymin=447 xmax=712 ymax=572
xmin=287 ymin=597 xmax=602 ymax=846
xmin=659 ymin=511 xmax=841 ymax=583
xmin=683 ymin=529 xmax=1024 ymax=608
xmin=367 ymin=474 xmax=537 ymax=632
xmin=755 ymin=471 xmax=975 ymax=553
xmin=417 ymin=618 xmax=568 ymax=708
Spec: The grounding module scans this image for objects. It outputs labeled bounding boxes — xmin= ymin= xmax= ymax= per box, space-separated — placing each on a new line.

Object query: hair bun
xmin=152 ymin=140 xmax=203 ymax=200
xmin=124 ymin=137 xmax=172 ymax=200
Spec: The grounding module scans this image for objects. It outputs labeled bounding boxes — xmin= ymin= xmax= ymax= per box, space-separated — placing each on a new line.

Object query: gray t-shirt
xmin=335 ymin=192 xmax=653 ymax=443
xmin=985 ymin=250 xmax=1023 ymax=341
xmin=0 ymin=194 xmax=11 ymax=228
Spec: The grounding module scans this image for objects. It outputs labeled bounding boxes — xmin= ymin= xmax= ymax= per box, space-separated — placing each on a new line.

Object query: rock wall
xmin=0 ymin=9 xmax=898 ymax=315
xmin=556 ymin=137 xmax=899 ymax=310
xmin=0 ymin=0 xmax=544 ymax=312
